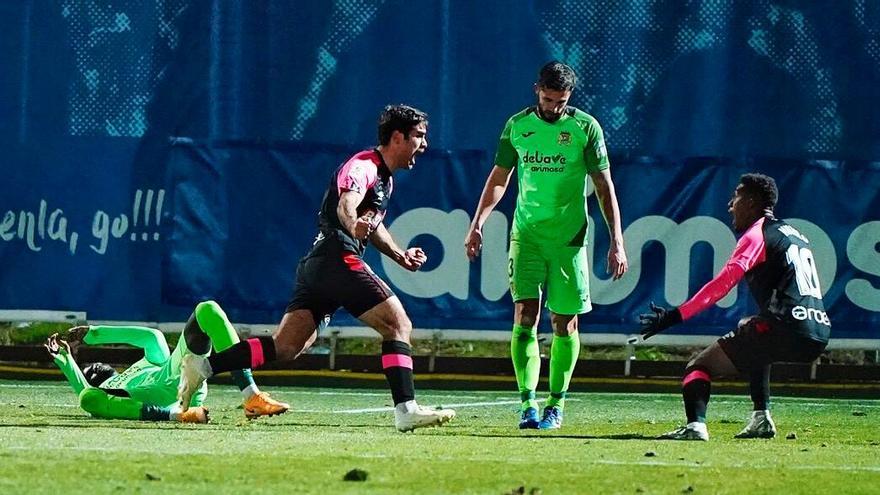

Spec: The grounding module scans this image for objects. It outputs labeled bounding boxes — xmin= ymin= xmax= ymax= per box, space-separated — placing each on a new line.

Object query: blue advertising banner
xmin=1 ymin=1 xmax=879 ymax=339
xmin=3 ymin=138 xmax=877 ymax=339
xmin=161 ymin=143 xmax=880 ymax=338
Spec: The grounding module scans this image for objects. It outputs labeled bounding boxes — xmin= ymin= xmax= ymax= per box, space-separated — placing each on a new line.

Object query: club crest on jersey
xmin=557 ymin=131 xmax=572 ymax=146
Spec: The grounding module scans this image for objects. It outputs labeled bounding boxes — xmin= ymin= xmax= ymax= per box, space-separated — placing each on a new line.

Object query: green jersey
xmin=494 ymin=106 xmax=609 ymax=245
xmin=54 ymin=325 xmax=206 ymax=408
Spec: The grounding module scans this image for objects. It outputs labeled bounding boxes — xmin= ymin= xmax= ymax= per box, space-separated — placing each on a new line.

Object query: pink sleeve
xmin=678 ymin=218 xmax=766 ymax=320
xmin=336 ymin=158 xmax=377 ymax=195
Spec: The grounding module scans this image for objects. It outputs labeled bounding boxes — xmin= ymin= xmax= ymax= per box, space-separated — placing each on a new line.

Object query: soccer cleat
xmin=177 ymin=406 xmax=209 ymax=424
xmin=518 ymin=407 xmax=540 ymax=429
xmin=735 ymin=411 xmax=777 ymax=439
xmin=394 ymin=403 xmax=456 ymax=432
xmin=659 ymin=422 xmax=709 ymax=441
xmin=537 ymin=406 xmax=563 ymax=430
xmin=244 ymin=392 xmax=290 ymax=419
xmin=177 ymin=353 xmax=211 ymax=411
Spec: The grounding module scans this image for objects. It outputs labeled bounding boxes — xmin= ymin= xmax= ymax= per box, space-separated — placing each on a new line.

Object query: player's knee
xmin=195 ymin=300 xmax=222 ymax=319
xmin=78 ymin=388 xmax=106 ymax=414
xmin=272 ymin=334 xmax=298 ymax=361
xmin=512 ymin=325 xmax=537 ymax=341
xmin=374 ymin=311 xmax=412 ymax=342
xmin=272 ymin=318 xmax=315 ymax=360
xmin=390 ymin=316 xmax=413 ymax=341
xmin=550 ymin=314 xmax=578 ymax=336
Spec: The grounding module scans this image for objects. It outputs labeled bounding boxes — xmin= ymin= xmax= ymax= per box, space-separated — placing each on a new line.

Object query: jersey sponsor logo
xmin=521 ymin=131 xmax=536 ymax=138
xmin=791 ymin=305 xmax=831 ymax=326
xmin=557 ymin=131 xmax=571 ymax=146
xmin=530 ymin=165 xmax=565 ymax=173
xmin=522 ymin=150 xmax=567 ymax=165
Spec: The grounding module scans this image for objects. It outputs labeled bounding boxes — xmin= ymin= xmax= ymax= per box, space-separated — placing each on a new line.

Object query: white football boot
xmin=394 ymin=401 xmax=456 ymax=432
xmin=659 ymin=421 xmax=710 ymax=441
xmin=735 ymin=410 xmax=777 ymax=439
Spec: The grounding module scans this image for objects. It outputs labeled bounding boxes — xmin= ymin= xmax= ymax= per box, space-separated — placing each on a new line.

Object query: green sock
xmin=547 ymin=333 xmax=580 ymax=409
xmin=511 ymin=324 xmax=540 ymax=411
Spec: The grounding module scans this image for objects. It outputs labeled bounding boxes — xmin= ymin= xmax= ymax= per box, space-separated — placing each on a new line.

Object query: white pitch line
xmin=331 ymin=400 xmax=519 ymax=414
xmin=334 ymin=398 xmax=581 ymax=414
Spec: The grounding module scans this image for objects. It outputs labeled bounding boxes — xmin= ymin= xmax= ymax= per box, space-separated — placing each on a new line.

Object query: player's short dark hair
xmin=740 ymin=173 xmax=778 ymax=209
xmin=82 ymin=362 xmax=117 ymax=387
xmin=377 ymin=104 xmax=428 ymax=146
xmin=537 ymin=61 xmax=578 ymax=91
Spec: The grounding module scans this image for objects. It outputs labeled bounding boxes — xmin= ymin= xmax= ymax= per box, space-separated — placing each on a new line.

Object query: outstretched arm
xmin=640 ymin=218 xmax=767 ymax=339
xmin=46 ymin=334 xmax=89 ymax=395
xmin=76 ymin=325 xmax=170 ymax=365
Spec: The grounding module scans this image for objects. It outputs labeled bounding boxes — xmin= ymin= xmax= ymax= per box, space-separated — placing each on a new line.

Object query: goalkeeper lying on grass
xmin=47 ymin=300 xmax=289 ymax=423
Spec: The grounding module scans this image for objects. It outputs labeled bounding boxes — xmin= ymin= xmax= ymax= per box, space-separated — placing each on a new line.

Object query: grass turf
xmin=0 ymin=379 xmax=878 ymax=494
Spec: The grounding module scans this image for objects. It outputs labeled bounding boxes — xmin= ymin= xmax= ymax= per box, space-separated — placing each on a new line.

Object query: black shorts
xmin=285 ymin=239 xmax=394 ymax=324
xmin=718 ymin=315 xmax=827 ymax=372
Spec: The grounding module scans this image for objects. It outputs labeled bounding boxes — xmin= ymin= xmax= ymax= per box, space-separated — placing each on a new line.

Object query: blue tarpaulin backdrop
xmin=1 ymin=1 xmax=878 ymax=338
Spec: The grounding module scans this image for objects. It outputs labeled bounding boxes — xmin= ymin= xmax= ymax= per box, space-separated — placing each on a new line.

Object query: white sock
xmin=753 ymin=409 xmax=771 ymax=418
xmin=395 ymin=400 xmax=418 ymax=414
xmin=241 ymin=384 xmax=260 ymax=400
xmin=169 ymin=403 xmax=183 ymax=422
xmin=201 ymin=356 xmax=214 ymax=378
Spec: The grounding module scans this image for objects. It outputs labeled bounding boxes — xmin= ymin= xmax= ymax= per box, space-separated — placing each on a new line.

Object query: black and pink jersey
xmin=314 ymin=149 xmax=393 ymax=255
xmin=679 ymin=215 xmax=830 ymax=343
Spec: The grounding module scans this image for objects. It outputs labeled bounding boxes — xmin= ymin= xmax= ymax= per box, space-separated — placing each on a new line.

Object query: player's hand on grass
xmin=44 ymin=334 xmax=71 ymax=358
xmin=400 ymin=247 xmax=427 ymax=271
xmin=464 ymin=227 xmax=483 ymax=261
xmin=606 ymin=245 xmax=628 ymax=280
xmin=638 ymin=302 xmax=682 ymax=340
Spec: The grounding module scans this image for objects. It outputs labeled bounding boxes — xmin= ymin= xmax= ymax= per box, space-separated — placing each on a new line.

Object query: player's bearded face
xmin=535 ymin=87 xmax=571 ymax=122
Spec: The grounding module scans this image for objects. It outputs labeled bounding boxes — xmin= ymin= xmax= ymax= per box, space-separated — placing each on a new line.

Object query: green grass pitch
xmin=1 ymin=379 xmax=878 ymax=494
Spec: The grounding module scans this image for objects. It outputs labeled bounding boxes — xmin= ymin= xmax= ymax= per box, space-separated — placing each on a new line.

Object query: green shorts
xmin=508 ymin=238 xmax=592 ymax=315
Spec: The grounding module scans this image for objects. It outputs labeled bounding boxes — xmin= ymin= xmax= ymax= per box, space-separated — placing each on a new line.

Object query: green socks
xmin=547 ymin=333 xmax=579 ymax=409
xmin=511 ymin=324 xmax=540 ymax=411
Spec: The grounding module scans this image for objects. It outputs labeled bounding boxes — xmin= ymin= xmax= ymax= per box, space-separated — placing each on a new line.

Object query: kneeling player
xmin=639 ymin=173 xmax=830 ymax=440
xmin=48 ymin=300 xmax=289 ymax=423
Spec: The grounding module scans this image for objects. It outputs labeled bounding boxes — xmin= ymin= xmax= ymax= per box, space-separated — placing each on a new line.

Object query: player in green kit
xmin=46 ymin=300 xmax=289 ymax=423
xmin=465 ymin=61 xmax=628 ymax=429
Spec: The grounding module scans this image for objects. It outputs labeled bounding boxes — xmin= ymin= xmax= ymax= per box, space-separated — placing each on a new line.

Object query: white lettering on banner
xmin=382 ymin=208 xmax=878 ymax=313
xmin=480 ymin=211 xmax=510 ymax=302
xmin=845 ymin=221 xmax=880 ymax=311
xmin=380 ymin=208 xmax=471 ymax=299
xmin=586 ymin=215 xmax=738 ymax=306
xmin=0 ymin=189 xmax=164 ymax=256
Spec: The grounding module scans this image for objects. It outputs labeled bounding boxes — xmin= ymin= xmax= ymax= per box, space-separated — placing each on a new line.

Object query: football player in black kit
xmin=639 ymin=173 xmax=830 ymax=440
xmin=177 ymin=105 xmax=455 ymax=432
